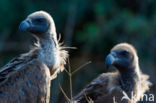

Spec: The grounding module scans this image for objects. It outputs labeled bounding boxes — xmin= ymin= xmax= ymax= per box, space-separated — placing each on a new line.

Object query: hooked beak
xmin=105 ymin=52 xmax=117 ymax=68
xmin=19 ymin=19 xmax=31 ymax=32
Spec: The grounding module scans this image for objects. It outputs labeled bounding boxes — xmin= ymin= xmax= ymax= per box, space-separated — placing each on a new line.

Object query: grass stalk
xmin=59 ymin=58 xmax=91 ymax=103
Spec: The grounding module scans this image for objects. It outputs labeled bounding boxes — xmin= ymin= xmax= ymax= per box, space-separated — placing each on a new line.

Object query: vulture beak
xmin=19 ymin=19 xmax=31 ymax=31
xmin=105 ymin=52 xmax=117 ymax=68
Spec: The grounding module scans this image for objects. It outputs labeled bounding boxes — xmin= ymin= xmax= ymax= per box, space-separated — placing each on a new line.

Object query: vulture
xmin=0 ymin=11 xmax=68 ymax=103
xmin=74 ymin=43 xmax=151 ymax=103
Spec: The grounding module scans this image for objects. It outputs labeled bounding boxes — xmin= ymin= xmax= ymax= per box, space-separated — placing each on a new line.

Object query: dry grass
xmin=59 ymin=58 xmax=91 ymax=103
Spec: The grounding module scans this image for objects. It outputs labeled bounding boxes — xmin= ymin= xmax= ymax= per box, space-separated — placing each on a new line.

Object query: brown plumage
xmin=74 ymin=43 xmax=151 ymax=103
xmin=0 ymin=11 xmax=68 ymax=103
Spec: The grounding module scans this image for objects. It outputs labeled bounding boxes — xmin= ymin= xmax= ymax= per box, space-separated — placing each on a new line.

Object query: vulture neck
xmin=119 ymin=64 xmax=140 ymax=96
xmin=37 ymin=33 xmax=59 ymax=67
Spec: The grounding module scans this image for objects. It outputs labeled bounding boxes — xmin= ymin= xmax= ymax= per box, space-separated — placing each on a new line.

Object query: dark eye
xmin=34 ymin=18 xmax=44 ymax=23
xmin=120 ymin=50 xmax=129 ymax=56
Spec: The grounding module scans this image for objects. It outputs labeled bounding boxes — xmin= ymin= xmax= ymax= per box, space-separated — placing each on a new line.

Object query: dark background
xmin=0 ymin=0 xmax=155 ymax=102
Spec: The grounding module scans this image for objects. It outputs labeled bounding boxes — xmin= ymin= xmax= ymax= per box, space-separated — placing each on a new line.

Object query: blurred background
xmin=0 ymin=0 xmax=155 ymax=102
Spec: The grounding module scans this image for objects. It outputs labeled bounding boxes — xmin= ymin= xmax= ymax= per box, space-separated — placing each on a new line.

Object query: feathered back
xmin=74 ymin=72 xmax=131 ymax=103
xmin=0 ymin=50 xmax=38 ymax=85
xmin=0 ymin=59 xmax=51 ymax=103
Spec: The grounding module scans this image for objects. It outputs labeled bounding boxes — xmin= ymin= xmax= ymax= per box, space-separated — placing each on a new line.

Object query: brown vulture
xmin=0 ymin=11 xmax=68 ymax=103
xmin=74 ymin=43 xmax=151 ymax=103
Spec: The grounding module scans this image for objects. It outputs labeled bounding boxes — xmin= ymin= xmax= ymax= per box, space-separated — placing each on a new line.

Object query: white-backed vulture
xmin=74 ymin=43 xmax=151 ymax=103
xmin=0 ymin=11 xmax=68 ymax=103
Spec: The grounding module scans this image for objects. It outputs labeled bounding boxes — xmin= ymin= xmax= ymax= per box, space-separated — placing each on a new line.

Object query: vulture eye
xmin=34 ymin=18 xmax=44 ymax=23
xmin=120 ymin=50 xmax=129 ymax=56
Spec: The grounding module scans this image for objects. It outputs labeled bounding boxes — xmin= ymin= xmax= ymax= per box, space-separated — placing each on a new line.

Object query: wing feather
xmin=0 ymin=51 xmax=38 ymax=84
xmin=0 ymin=59 xmax=51 ymax=103
xmin=74 ymin=72 xmax=131 ymax=103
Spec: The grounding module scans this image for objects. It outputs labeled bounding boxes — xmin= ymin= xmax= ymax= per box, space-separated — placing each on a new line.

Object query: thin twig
xmin=64 ymin=67 xmax=70 ymax=76
xmin=59 ymin=84 xmax=71 ymax=103
xmin=61 ymin=47 xmax=77 ymax=49
xmin=67 ymin=58 xmax=73 ymax=101
xmin=61 ymin=60 xmax=92 ymax=103
xmin=72 ymin=61 xmax=92 ymax=75
xmin=113 ymin=97 xmax=116 ymax=103
xmin=84 ymin=93 xmax=90 ymax=103
xmin=69 ymin=74 xmax=73 ymax=101
xmin=84 ymin=93 xmax=94 ymax=103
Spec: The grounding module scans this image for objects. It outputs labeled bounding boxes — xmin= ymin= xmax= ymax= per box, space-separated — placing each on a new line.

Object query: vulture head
xmin=106 ymin=43 xmax=138 ymax=72
xmin=19 ymin=11 xmax=56 ymax=38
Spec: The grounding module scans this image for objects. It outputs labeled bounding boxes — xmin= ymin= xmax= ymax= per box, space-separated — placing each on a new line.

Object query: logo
xmin=121 ymin=91 xmax=154 ymax=102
